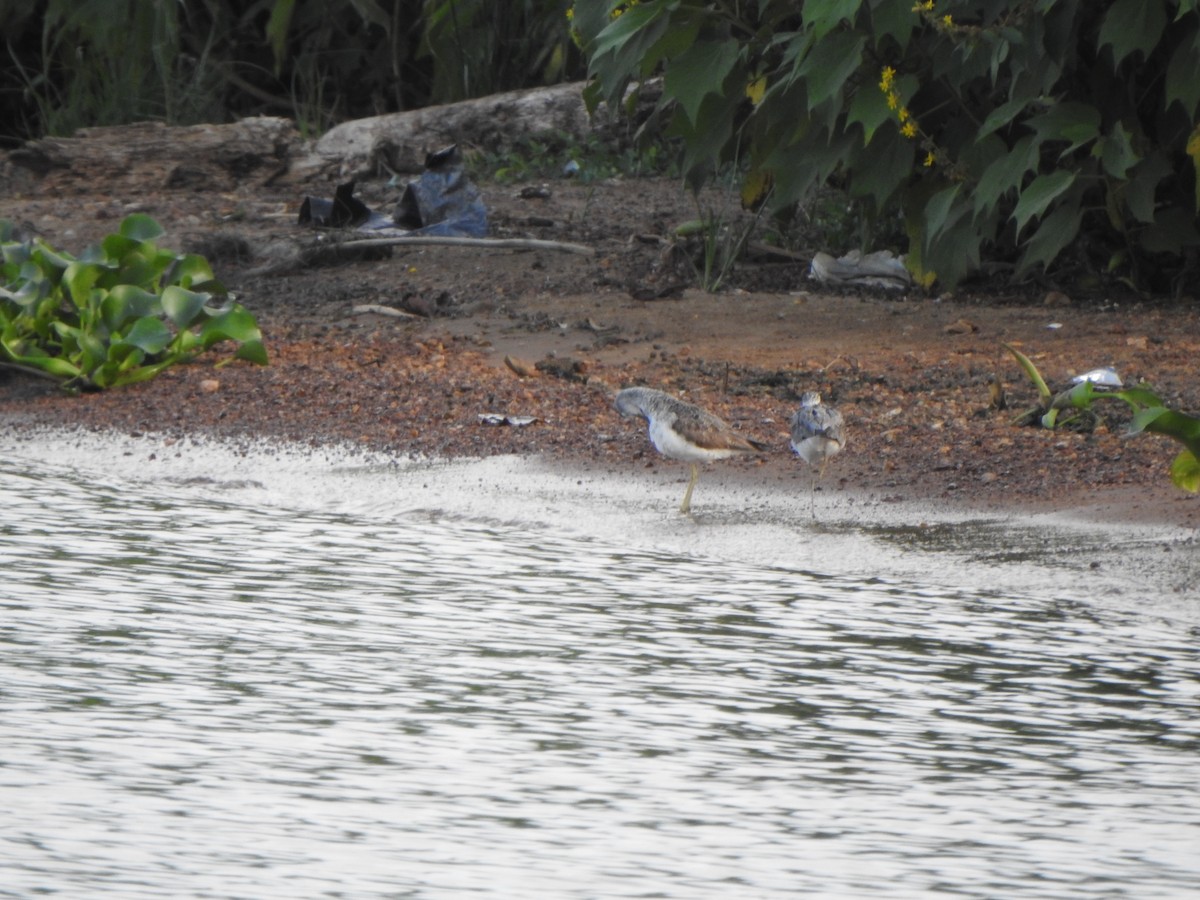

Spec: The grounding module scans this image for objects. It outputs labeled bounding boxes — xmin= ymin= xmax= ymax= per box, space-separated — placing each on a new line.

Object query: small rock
xmin=1125 ymin=335 xmax=1149 ymax=350
xmin=200 ymin=379 xmax=220 ymax=393
xmin=1043 ymin=290 xmax=1072 ymax=307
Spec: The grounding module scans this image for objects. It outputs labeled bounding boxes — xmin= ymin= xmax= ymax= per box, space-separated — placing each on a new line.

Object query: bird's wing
xmin=673 ymin=406 xmax=762 ymax=453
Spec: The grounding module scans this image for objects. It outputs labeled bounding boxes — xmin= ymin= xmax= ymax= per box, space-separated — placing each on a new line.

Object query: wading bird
xmin=790 ymin=391 xmax=846 ymax=514
xmin=615 ymin=386 xmax=766 ymax=514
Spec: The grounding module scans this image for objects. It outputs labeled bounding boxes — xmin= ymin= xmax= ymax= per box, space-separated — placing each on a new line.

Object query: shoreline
xmin=4 ymin=422 xmax=1197 ymax=614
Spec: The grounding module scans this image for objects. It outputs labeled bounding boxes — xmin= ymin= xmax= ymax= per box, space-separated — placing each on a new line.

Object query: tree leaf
xmin=924 ymin=184 xmax=962 ymax=239
xmin=664 ymin=40 xmax=740 ymax=127
xmin=1098 ymin=0 xmax=1167 ymax=66
xmin=1027 ymin=101 xmax=1100 ymax=157
xmin=1123 ymin=152 xmax=1172 ymax=223
xmin=1012 ymin=169 xmax=1076 ymax=236
xmin=1096 ymin=121 xmax=1139 ymax=179
xmin=803 ymin=0 xmax=863 ymax=39
xmin=1139 ymin=205 xmax=1200 ymax=254
xmin=977 ymin=96 xmax=1029 ymax=139
xmin=796 ymin=31 xmax=865 ymax=111
xmin=975 ymin=135 xmax=1039 ymax=216
xmin=1016 ymin=197 xmax=1083 ymax=274
xmin=1164 ymin=27 xmax=1200 ymax=117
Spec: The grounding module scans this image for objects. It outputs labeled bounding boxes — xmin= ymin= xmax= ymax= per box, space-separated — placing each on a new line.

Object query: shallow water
xmin=2 ymin=452 xmax=1199 ymax=898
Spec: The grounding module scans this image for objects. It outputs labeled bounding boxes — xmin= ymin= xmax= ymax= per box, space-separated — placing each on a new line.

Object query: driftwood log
xmin=3 ymin=117 xmax=301 ymax=194
xmin=288 ymin=80 xmax=658 ymax=182
xmin=2 ymin=81 xmax=661 ymax=194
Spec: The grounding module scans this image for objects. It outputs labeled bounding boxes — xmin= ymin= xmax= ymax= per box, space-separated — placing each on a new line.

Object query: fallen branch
xmin=330 ymin=235 xmax=595 ymax=256
xmin=350 ymin=304 xmax=423 ymax=319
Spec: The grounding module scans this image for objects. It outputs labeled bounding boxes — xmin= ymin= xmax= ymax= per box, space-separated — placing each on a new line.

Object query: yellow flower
xmin=566 ymin=6 xmax=574 ymax=20
xmin=943 ymin=14 xmax=953 ymax=26
xmin=879 ymin=66 xmax=896 ymax=91
xmin=924 ymin=151 xmax=936 ymax=167
xmin=901 ymin=121 xmax=918 ymax=139
xmin=886 ymin=91 xmax=899 ymax=110
xmin=898 ymin=106 xmax=910 ymax=122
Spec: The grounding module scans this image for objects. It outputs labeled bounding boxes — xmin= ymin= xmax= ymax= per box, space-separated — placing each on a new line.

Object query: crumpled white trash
xmin=809 ymin=249 xmax=912 ymax=290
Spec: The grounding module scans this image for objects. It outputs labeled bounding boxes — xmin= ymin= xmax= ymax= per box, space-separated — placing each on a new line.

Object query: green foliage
xmin=1 ymin=1 xmax=585 ymax=141
xmin=0 ymin=216 xmax=267 ymax=392
xmin=1002 ymin=344 xmax=1200 ymax=493
xmin=1 ymin=0 xmax=227 ymax=137
xmin=573 ymin=1 xmax=1200 ymax=290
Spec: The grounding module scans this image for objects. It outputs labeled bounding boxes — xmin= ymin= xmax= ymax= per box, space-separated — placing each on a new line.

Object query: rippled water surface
xmin=2 ymin=457 xmax=1199 ymax=899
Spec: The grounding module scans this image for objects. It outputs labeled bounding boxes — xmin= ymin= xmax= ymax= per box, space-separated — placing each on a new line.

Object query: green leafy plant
xmin=1002 ymin=343 xmax=1200 ymax=492
xmin=573 ymin=0 xmax=1200 ymax=291
xmin=1 ymin=215 xmax=267 ymax=392
xmin=673 ymin=168 xmax=768 ymax=292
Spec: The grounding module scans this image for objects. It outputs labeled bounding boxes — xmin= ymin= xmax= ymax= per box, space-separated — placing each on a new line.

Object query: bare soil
xmin=4 ymin=172 xmax=1200 ymax=528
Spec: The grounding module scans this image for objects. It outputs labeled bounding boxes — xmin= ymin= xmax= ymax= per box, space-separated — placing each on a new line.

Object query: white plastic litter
xmin=809 ymin=249 xmax=912 ymax=290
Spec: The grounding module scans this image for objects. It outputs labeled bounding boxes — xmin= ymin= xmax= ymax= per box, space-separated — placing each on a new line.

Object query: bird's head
xmin=614 ymin=388 xmax=647 ymax=419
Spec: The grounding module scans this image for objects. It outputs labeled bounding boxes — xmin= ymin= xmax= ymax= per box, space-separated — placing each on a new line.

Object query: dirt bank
xmin=3 ymin=173 xmax=1199 ymax=528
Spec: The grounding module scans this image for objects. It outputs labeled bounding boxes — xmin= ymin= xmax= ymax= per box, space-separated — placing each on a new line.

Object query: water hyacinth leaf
xmin=161 ymin=285 xmax=211 ymax=329
xmin=1001 ymin=342 xmax=1052 ymax=403
xmin=61 ymin=261 xmax=104 ymax=307
xmin=1129 ymin=406 xmax=1200 ymax=457
xmin=167 ymin=253 xmax=218 ymax=290
xmin=119 ymin=214 xmax=166 ymax=242
xmin=233 ymin=340 xmax=269 ymax=366
xmin=102 ymin=233 xmax=139 ymax=263
xmin=31 ymin=244 xmax=73 ymax=279
xmin=199 ymin=305 xmax=263 ymax=349
xmin=1114 ymin=385 xmax=1164 ymax=408
xmin=122 ymin=316 xmax=173 ymax=355
xmin=103 ymin=285 xmax=162 ymax=330
xmin=1170 ymin=450 xmax=1200 ymax=493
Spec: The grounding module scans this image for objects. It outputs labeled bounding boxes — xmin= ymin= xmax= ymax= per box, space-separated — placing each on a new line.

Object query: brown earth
xmin=3 ymin=172 xmax=1199 ymax=528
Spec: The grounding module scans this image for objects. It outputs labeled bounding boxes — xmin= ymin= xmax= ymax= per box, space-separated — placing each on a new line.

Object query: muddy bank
xmin=2 ymin=175 xmax=1199 ymax=530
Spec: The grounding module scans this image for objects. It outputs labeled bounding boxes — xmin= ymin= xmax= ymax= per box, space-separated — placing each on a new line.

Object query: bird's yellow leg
xmin=680 ymin=463 xmax=699 ymax=514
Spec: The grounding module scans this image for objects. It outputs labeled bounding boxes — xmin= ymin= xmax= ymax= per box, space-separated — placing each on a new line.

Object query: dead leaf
xmin=504 ymin=355 xmax=539 ymax=377
xmin=944 ymin=318 xmax=978 ymax=334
